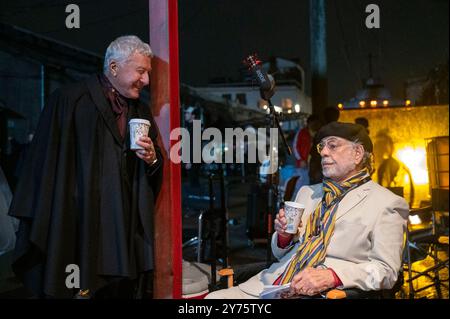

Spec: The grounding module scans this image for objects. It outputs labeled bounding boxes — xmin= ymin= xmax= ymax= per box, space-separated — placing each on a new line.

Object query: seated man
xmin=206 ymin=122 xmax=409 ymax=299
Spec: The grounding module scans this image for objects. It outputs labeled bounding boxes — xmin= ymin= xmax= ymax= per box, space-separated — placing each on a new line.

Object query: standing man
xmin=8 ymin=35 xmax=163 ymax=298
xmin=293 ymin=115 xmax=320 ymax=169
xmin=355 ymin=117 xmax=370 ymax=135
xmin=291 ymin=115 xmax=321 ymax=199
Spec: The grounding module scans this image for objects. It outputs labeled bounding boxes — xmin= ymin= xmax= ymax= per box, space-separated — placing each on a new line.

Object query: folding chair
xmin=404 ymin=201 xmax=449 ymax=299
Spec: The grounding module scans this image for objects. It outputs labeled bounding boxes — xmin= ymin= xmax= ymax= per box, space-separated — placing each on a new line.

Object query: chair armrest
xmin=325 ymin=289 xmax=347 ymax=299
xmin=218 ymin=268 xmax=234 ymax=288
xmin=325 ymin=289 xmax=384 ymax=299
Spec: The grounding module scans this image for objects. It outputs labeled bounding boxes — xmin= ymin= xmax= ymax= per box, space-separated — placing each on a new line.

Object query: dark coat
xmin=8 ymin=75 xmax=163 ymax=298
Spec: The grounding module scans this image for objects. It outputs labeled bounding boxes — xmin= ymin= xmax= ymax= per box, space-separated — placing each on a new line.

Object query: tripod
xmin=194 ymin=167 xmax=229 ymax=291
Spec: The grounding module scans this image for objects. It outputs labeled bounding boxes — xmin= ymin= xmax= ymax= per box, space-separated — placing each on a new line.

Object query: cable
xmin=350 ymin=0 xmax=365 ymax=84
xmin=333 ymin=0 xmax=361 ymax=93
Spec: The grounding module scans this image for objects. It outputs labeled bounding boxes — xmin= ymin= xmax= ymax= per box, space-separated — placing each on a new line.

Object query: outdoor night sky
xmin=0 ymin=0 xmax=448 ymax=106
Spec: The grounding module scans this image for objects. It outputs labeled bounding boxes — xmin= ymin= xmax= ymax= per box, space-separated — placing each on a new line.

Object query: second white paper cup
xmin=284 ymin=201 xmax=305 ymax=234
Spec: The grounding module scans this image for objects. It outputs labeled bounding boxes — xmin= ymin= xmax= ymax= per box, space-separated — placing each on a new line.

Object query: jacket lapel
xmin=302 ymin=185 xmax=322 ymax=223
xmin=335 ymin=181 xmax=372 ymax=221
xmin=85 ymin=75 xmax=124 ymax=146
xmin=310 ymin=184 xmax=323 ymax=211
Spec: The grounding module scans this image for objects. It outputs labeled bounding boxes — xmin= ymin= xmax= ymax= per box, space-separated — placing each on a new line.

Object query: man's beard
xmin=322 ymin=160 xmax=356 ymax=180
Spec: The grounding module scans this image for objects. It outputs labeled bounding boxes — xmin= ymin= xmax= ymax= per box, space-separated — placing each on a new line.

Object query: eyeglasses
xmin=316 ymin=139 xmax=353 ymax=154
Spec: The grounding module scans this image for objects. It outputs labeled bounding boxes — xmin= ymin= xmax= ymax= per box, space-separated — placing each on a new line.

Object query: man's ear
xmin=355 ymin=144 xmax=365 ymax=165
xmin=110 ymin=61 xmax=118 ymax=76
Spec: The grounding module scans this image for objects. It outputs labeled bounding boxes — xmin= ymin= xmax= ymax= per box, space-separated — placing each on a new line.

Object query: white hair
xmin=352 ymin=139 xmax=374 ymax=174
xmin=103 ymin=35 xmax=153 ymax=73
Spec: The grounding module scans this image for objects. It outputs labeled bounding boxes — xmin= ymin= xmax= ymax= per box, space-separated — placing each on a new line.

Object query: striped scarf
xmin=280 ymin=168 xmax=371 ymax=284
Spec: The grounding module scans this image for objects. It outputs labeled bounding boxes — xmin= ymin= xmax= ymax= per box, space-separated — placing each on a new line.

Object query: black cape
xmin=8 ymin=75 xmax=163 ymax=298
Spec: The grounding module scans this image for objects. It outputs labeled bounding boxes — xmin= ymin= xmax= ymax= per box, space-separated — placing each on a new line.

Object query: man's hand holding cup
xmin=275 ymin=208 xmax=293 ymax=241
xmin=135 ymin=136 xmax=157 ymax=165
xmin=129 ymin=118 xmax=157 ymax=165
xmin=275 ymin=201 xmax=305 ymax=240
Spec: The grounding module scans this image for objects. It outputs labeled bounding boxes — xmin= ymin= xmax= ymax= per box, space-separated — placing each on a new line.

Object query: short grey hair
xmin=103 ymin=35 xmax=153 ymax=73
xmin=361 ymin=151 xmax=374 ymax=175
xmin=352 ymin=139 xmax=374 ymax=174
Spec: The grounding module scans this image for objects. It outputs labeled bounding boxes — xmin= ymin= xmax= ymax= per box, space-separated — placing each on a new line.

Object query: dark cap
xmin=316 ymin=121 xmax=373 ymax=152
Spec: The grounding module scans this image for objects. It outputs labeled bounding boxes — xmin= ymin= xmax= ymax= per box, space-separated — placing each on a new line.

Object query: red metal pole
xmin=149 ymin=0 xmax=182 ymax=299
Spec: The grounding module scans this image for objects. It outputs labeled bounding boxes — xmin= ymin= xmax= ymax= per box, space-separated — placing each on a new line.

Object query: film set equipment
xmin=243 ymin=54 xmax=292 ymax=265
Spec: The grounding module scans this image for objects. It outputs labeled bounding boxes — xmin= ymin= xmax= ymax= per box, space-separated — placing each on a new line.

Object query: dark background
xmin=0 ymin=0 xmax=448 ymax=105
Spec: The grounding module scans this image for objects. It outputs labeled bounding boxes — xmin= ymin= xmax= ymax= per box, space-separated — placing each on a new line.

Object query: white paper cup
xmin=284 ymin=201 xmax=305 ymax=234
xmin=129 ymin=119 xmax=151 ymax=150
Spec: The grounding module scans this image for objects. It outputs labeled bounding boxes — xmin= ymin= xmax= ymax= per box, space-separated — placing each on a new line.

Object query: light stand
xmin=243 ymin=54 xmax=292 ymax=266
xmin=263 ymin=95 xmax=292 ymax=266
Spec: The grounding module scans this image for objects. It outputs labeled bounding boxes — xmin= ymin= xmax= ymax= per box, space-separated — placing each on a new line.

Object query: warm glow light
xmin=403 ymin=173 xmax=411 ymax=185
xmin=263 ymin=104 xmax=268 ymax=110
xmin=273 ymin=105 xmax=282 ymax=113
xmin=359 ymin=101 xmax=366 ymax=108
xmin=396 ymin=147 xmax=429 ymax=185
xmin=370 ymin=100 xmax=377 ymax=107
xmin=383 ymin=100 xmax=389 ymax=106
xmin=405 ymin=100 xmax=411 ymax=106
xmin=409 ymin=215 xmax=422 ymax=225
xmin=338 ymin=103 xmax=343 ymax=109
xmin=287 ymin=109 xmax=292 ymax=114
xmin=294 ymin=104 xmax=301 ymax=113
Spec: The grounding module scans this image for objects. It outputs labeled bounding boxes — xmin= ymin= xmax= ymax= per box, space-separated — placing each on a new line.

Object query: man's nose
xmin=320 ymin=147 xmax=330 ymax=157
xmin=141 ymin=72 xmax=149 ymax=86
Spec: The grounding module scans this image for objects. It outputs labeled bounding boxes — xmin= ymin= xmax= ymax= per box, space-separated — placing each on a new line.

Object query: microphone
xmin=243 ymin=54 xmax=275 ymax=100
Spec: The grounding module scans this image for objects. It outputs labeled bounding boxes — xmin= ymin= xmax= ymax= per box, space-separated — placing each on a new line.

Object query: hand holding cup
xmin=276 ymin=201 xmax=305 ymax=237
xmin=129 ymin=119 xmax=157 ymax=165
xmin=135 ymin=136 xmax=157 ymax=164
xmin=275 ymin=208 xmax=293 ymax=239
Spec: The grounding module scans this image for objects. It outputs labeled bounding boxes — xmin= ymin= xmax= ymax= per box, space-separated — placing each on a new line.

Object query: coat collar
xmin=335 ymin=181 xmax=372 ymax=220
xmin=85 ymin=75 xmax=126 ymax=146
xmin=312 ymin=180 xmax=373 ymax=221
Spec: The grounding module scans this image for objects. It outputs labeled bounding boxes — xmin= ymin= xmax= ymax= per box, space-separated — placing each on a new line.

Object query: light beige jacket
xmin=239 ymin=181 xmax=409 ymax=297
